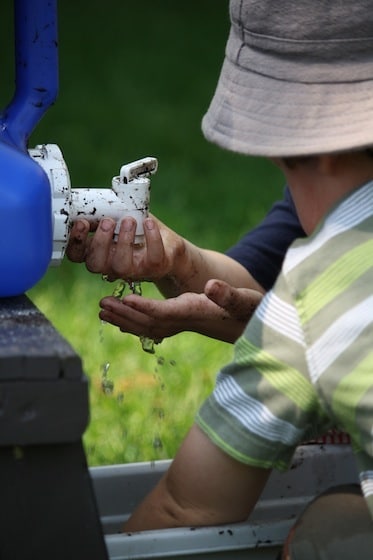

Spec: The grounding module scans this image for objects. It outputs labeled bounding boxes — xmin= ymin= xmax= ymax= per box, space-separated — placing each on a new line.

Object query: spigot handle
xmin=112 ymin=156 xmax=158 ymax=244
xmin=119 ymin=157 xmax=158 ymax=184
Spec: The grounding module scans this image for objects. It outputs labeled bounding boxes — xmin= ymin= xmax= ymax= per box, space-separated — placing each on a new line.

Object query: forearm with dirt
xmin=66 ymin=216 xmax=265 ymax=299
xmin=155 ymin=238 xmax=265 ymax=298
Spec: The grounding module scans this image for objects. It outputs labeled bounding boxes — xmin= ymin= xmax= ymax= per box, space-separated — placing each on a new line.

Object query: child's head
xmin=272 ymin=149 xmax=373 ymax=234
xmin=202 ymin=0 xmax=373 ymax=158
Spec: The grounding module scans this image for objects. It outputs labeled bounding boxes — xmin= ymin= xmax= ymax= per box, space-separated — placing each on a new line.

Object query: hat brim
xmin=202 ymin=57 xmax=373 ymax=157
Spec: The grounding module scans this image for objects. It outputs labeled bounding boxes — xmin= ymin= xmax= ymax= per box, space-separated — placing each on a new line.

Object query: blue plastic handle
xmin=1 ymin=0 xmax=58 ymax=150
xmin=0 ymin=0 xmax=58 ymax=297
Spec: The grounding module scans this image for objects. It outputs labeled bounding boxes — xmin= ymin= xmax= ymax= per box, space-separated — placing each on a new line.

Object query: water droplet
xmin=152 ymin=436 xmax=163 ymax=450
xmin=153 ymin=407 xmax=165 ymax=420
xmin=112 ymin=279 xmax=126 ymax=298
xmin=128 ymin=280 xmax=142 ymax=296
xmin=157 ymin=356 xmax=165 ymax=366
xmin=101 ymin=362 xmax=114 ymax=394
xmin=101 ymin=377 xmax=114 ymax=394
xmin=140 ymin=335 xmax=155 ymax=354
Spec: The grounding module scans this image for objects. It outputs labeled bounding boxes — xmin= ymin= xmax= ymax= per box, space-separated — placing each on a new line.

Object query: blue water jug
xmin=0 ymin=0 xmax=58 ymax=296
xmin=0 ymin=142 xmax=52 ymax=296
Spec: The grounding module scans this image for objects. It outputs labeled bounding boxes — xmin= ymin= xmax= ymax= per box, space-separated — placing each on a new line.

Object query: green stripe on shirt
xmin=299 ymin=239 xmax=373 ymax=324
xmin=196 ymin=412 xmax=290 ymax=470
xmin=332 ymin=351 xmax=373 ymax=444
xmin=236 ymin=337 xmax=316 ymax=412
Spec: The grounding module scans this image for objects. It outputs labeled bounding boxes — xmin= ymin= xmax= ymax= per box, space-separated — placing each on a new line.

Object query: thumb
xmin=204 ymin=279 xmax=262 ymax=322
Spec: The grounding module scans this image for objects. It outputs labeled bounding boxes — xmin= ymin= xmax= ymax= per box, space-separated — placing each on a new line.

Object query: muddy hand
xmin=99 ymin=289 xmax=251 ymax=343
xmin=204 ymin=279 xmax=263 ymax=324
xmin=66 ymin=215 xmax=175 ymax=281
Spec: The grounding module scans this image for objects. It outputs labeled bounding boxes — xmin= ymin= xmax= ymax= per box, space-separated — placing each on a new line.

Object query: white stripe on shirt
xmin=256 ymin=291 xmax=305 ymax=347
xmin=214 ymin=372 xmax=303 ymax=446
xmin=360 ymin=472 xmax=373 ymax=497
xmin=306 ymin=296 xmax=373 ymax=383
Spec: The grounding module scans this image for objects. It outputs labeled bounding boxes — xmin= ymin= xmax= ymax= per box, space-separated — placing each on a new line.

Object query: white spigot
xmin=29 ymin=144 xmax=157 ymax=266
xmin=111 ymin=157 xmax=158 ymax=244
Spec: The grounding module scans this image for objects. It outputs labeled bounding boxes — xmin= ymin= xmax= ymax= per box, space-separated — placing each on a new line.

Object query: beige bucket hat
xmin=202 ymin=0 xmax=373 ymax=157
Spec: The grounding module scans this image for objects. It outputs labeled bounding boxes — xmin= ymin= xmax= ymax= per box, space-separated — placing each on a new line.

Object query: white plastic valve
xmin=29 ymin=144 xmax=157 ymax=265
xmin=111 ymin=157 xmax=158 ymax=244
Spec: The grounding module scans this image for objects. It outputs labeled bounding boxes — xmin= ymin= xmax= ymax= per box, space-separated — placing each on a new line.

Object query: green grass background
xmin=2 ymin=1 xmax=284 ymax=465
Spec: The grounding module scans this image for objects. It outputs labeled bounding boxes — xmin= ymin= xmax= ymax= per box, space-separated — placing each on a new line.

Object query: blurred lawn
xmin=2 ymin=1 xmax=284 ymax=465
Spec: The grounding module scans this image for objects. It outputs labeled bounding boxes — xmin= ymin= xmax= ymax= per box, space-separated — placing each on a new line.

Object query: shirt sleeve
xmin=225 ymin=187 xmax=305 ymax=291
xmin=196 ymin=274 xmax=329 ymax=471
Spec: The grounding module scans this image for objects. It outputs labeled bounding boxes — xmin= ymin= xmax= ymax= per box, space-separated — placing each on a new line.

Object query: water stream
xmin=100 ymin=277 xmax=167 ymax=457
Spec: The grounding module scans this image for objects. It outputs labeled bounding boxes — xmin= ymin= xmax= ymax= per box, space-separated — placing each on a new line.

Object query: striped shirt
xmin=197 ymin=181 xmax=373 ymax=518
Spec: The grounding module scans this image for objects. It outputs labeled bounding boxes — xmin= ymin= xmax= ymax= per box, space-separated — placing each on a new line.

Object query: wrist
xmin=157 ymin=238 xmax=203 ymax=297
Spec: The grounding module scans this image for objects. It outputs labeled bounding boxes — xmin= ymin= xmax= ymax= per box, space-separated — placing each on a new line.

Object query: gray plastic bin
xmin=91 ymin=443 xmax=358 ymax=559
